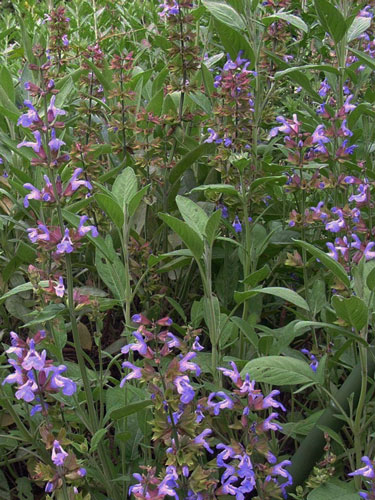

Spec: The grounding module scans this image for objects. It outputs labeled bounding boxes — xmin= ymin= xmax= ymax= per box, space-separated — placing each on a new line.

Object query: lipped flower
xmin=48 ymin=128 xmax=65 ymax=151
xmin=194 ymin=429 xmax=214 ymax=453
xmin=51 ymin=440 xmax=69 ymax=466
xmin=77 ymin=215 xmax=99 ymax=237
xmin=18 ymin=130 xmax=44 ymax=154
xmin=174 ymin=375 xmax=195 ymax=404
xmin=17 ymin=100 xmax=42 ymax=128
xmin=207 ymin=391 xmax=234 ymax=415
xmin=63 ymin=168 xmax=92 ymax=196
xmin=120 ymin=361 xmax=142 ymax=387
xmin=204 ymin=128 xmax=222 ymax=144
xmin=47 ymin=95 xmax=66 ymax=122
xmin=56 ymin=228 xmax=74 ymax=254
xmin=179 ymin=352 xmax=201 ymax=375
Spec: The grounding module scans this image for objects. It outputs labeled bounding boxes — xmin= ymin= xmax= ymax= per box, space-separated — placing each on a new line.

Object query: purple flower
xmin=56 ymin=228 xmax=74 ymax=254
xmin=271 ymin=460 xmax=293 ymax=487
xmin=261 ymin=412 xmax=282 ymax=431
xmin=2 ymin=360 xmax=23 ymax=386
xmin=340 ymin=119 xmax=353 ymax=137
xmin=217 ymin=203 xmax=229 ymax=219
xmin=262 ymin=390 xmax=286 ymax=411
xmin=179 ymin=352 xmax=201 ymax=375
xmin=48 ymin=128 xmax=65 ymax=151
xmin=159 ymin=0 xmax=180 ymax=17
xmin=17 ymin=100 xmax=40 ymax=128
xmin=359 ymin=6 xmax=373 ymax=18
xmin=174 ymin=375 xmax=195 ymax=404
xmin=364 ymin=242 xmax=375 ymax=260
xmin=47 ymin=365 xmax=77 ymax=395
xmin=15 ymin=379 xmax=37 ymax=402
xmin=23 ymin=183 xmax=43 ymax=207
xmin=218 ymin=361 xmax=241 ymax=384
xmin=207 ymin=391 xmax=234 ymax=415
xmin=311 ymin=124 xmax=330 ymax=144
xmin=326 ymin=242 xmax=339 ymax=261
xmin=325 ymin=218 xmax=345 ymax=233
xmin=204 ymin=128 xmax=222 ymax=144
xmin=65 ymin=168 xmax=92 ymax=193
xmin=194 ymin=429 xmax=213 ymax=453
xmin=47 ymin=95 xmax=66 ymax=122
xmin=121 ymin=331 xmax=147 ymax=356
xmin=166 ymin=332 xmax=181 ymax=348
xmin=301 ymin=348 xmax=319 ymax=372
xmin=232 ymin=216 xmax=242 ymax=233
xmin=192 ymin=336 xmax=204 ymax=351
xmin=348 ymin=456 xmax=375 ymax=478
xmin=54 ymin=277 xmax=65 ymax=297
xmin=78 ymin=215 xmax=99 ymax=237
xmin=349 ymin=184 xmax=368 ymax=203
xmin=51 ymin=440 xmax=69 ymax=466
xmin=158 ymin=466 xmax=179 ymax=499
xmin=343 ymin=94 xmax=356 ymax=113
xmin=216 ymin=443 xmax=236 ymax=467
xmin=62 ymin=34 xmax=69 ymax=47
xmin=120 ymin=361 xmax=142 ymax=387
xmin=22 ymin=340 xmax=46 ymax=371
xmin=318 ymin=78 xmax=330 ymax=97
xmin=195 ymin=404 xmax=205 ymax=423
xmin=27 ymin=224 xmax=50 ymax=243
xmin=17 ymin=130 xmax=43 ymax=153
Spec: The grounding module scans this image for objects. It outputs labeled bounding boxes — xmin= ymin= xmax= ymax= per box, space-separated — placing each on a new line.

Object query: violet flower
xmin=194 ymin=429 xmax=214 ymax=453
xmin=121 ymin=331 xmax=148 ymax=356
xmin=218 ymin=361 xmax=241 ymax=384
xmin=48 ymin=128 xmax=65 ymax=151
xmin=17 ymin=130 xmax=43 ymax=153
xmin=78 ymin=215 xmax=99 ymax=237
xmin=47 ymin=95 xmax=66 ymax=122
xmin=204 ymin=128 xmax=222 ymax=144
xmin=179 ymin=352 xmax=201 ymax=375
xmin=192 ymin=336 xmax=204 ymax=351
xmin=17 ymin=100 xmax=41 ymax=128
xmin=56 ymin=228 xmax=74 ymax=254
xmin=120 ymin=361 xmax=142 ymax=387
xmin=174 ymin=375 xmax=195 ymax=404
xmin=51 ymin=440 xmax=69 ymax=466
xmin=207 ymin=391 xmax=234 ymax=415
xmin=54 ymin=277 xmax=65 ymax=297
xmin=349 ymin=456 xmax=375 ymax=478
xmin=47 ymin=365 xmax=77 ymax=395
xmin=232 ymin=216 xmax=242 ymax=233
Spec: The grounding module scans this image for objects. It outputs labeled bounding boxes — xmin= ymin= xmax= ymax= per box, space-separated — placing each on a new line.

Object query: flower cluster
xmin=122 ymin=318 xmax=292 ymax=500
xmin=2 ymin=331 xmax=76 ymax=416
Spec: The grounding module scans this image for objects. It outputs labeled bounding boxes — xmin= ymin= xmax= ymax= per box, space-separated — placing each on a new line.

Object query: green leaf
xmin=275 ymin=69 xmax=320 ymax=100
xmin=84 ymin=59 xmax=113 ymax=92
xmin=307 ymin=479 xmax=358 ymax=500
xmin=263 ymin=12 xmax=308 ymax=33
xmin=234 ymin=286 xmax=309 ymax=311
xmin=350 ymin=47 xmax=375 ymax=71
xmin=366 ymin=266 xmax=375 ymax=291
xmin=112 ymin=168 xmax=138 ymax=210
xmin=0 ymin=66 xmax=14 ymax=103
xmin=242 ymin=265 xmax=270 ymax=287
xmin=22 ymin=304 xmax=65 ymax=328
xmin=332 ymin=295 xmax=368 ymax=331
xmin=54 ymin=77 xmax=74 ymax=108
xmin=348 ymin=16 xmax=372 ymax=42
xmin=275 ymin=64 xmax=340 ymax=77
xmin=16 ymin=477 xmax=33 ymax=500
xmin=202 ymin=0 xmax=246 ymax=30
xmin=166 ymin=296 xmax=187 ymax=323
xmin=176 ymin=195 xmax=208 ymax=236
xmin=0 ymin=281 xmax=49 ymax=303
xmin=146 ymin=88 xmax=164 ymax=114
xmin=241 ymin=356 xmax=317 ymax=385
xmin=205 ymin=208 xmax=222 ymax=246
xmin=91 ymin=429 xmax=107 ymax=452
xmin=95 ymin=193 xmax=124 ymax=229
xmin=159 ymin=213 xmax=204 ymax=261
xmin=170 ymin=143 xmax=215 ymax=184
xmin=314 ymin=0 xmax=347 ymax=43
xmin=111 ymin=400 xmax=153 ymax=420
xmin=189 ymin=184 xmax=238 ymax=196
xmin=250 ymin=176 xmax=287 ymax=191
xmin=0 ymin=469 xmax=10 ymax=500
xmin=294 ymin=239 xmax=350 ymax=288
xmin=293 ymin=321 xmax=368 ymax=345
xmin=214 ymin=19 xmax=254 ymax=65
xmin=95 ymin=236 xmax=126 ymax=301
xmin=128 ymin=184 xmax=150 ymax=217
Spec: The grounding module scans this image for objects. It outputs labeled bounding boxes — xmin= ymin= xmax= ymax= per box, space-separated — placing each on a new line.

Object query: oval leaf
xmin=241 ymin=356 xmax=317 ymax=385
